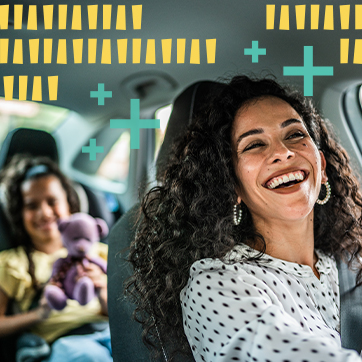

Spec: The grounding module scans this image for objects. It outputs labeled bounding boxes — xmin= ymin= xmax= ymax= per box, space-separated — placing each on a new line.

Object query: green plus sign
xmin=82 ymin=139 xmax=104 ymax=161
xmin=244 ymin=41 xmax=266 ymax=63
xmin=283 ymin=46 xmax=333 ymax=96
xmin=110 ymin=99 xmax=160 ymax=149
xmin=90 ymin=83 xmax=112 ymax=105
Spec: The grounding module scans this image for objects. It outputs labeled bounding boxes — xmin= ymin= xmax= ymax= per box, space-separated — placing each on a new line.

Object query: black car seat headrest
xmin=108 ymin=80 xmax=225 ymax=362
xmin=156 ymin=80 xmax=226 ymax=177
xmin=0 ymin=128 xmax=59 ymax=169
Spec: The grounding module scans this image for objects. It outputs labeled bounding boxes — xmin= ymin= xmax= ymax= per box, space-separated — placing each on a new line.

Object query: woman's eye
xmin=288 ymin=131 xmax=305 ymax=139
xmin=243 ymin=142 xmax=264 ymax=152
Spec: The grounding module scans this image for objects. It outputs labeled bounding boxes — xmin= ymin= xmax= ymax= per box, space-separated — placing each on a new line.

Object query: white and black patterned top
xmin=181 ymin=244 xmax=362 ymax=362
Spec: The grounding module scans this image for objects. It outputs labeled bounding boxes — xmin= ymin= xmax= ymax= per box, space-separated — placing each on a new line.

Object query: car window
xmin=0 ymin=98 xmax=69 ymax=146
xmin=343 ymin=85 xmax=362 ymax=155
xmin=154 ymin=104 xmax=172 ymax=158
xmin=97 ymin=131 xmax=130 ymax=183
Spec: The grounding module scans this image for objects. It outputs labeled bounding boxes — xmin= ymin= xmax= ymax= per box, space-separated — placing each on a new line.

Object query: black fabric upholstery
xmin=337 ymin=258 xmax=362 ymax=352
xmin=0 ymin=128 xmax=59 ymax=169
xmin=81 ymin=185 xmax=115 ymax=231
xmin=108 ymin=81 xmax=225 ymax=362
xmin=156 ymin=81 xmax=226 ymax=178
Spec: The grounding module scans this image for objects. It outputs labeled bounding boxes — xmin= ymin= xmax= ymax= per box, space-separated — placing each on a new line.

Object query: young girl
xmin=0 ymin=155 xmax=112 ymax=362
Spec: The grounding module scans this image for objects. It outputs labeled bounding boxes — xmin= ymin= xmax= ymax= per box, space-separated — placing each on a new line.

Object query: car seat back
xmin=108 ymin=81 xmax=226 ymax=361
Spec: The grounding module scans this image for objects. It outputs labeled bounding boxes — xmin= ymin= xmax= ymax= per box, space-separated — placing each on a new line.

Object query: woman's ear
xmin=319 ymin=151 xmax=328 ymax=183
xmin=235 ymin=185 xmax=243 ymax=205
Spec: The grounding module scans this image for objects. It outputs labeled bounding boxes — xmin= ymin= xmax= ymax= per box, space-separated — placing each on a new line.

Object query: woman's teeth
xmin=267 ymin=171 xmax=305 ymax=189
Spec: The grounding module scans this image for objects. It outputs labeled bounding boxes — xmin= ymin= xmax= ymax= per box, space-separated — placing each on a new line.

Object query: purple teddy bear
xmin=45 ymin=213 xmax=108 ymax=311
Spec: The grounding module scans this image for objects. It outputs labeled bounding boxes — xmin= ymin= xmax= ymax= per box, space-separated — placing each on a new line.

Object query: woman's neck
xmin=251 ymin=211 xmax=320 ymax=279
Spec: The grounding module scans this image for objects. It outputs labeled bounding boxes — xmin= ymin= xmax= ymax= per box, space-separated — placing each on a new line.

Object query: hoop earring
xmin=233 ymin=204 xmax=242 ymax=225
xmin=316 ymin=181 xmax=331 ymax=205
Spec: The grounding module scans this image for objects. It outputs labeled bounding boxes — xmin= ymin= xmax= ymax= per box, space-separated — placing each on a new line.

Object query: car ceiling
xmin=2 ymin=0 xmax=362 ymax=121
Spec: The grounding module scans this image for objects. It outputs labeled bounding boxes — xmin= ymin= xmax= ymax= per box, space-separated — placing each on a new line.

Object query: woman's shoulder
xmin=185 ymin=253 xmax=262 ymax=291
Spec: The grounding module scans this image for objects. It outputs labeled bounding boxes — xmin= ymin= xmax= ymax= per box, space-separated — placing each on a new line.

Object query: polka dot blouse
xmin=181 ymin=243 xmax=362 ymax=362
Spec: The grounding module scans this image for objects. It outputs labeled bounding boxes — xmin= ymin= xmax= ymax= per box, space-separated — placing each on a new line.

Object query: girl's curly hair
xmin=126 ymin=75 xmax=362 ymax=360
xmin=0 ymin=154 xmax=80 ymax=291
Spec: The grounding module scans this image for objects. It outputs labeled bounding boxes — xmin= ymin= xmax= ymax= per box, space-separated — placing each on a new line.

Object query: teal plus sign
xmin=283 ymin=46 xmax=334 ymax=96
xmin=82 ymin=139 xmax=104 ymax=161
xmin=244 ymin=41 xmax=266 ymax=63
xmin=90 ymin=83 xmax=112 ymax=105
xmin=110 ymin=99 xmax=160 ymax=149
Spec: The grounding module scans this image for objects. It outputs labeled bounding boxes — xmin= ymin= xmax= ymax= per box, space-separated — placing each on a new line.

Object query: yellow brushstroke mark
xmin=324 ymin=5 xmax=334 ymax=30
xmin=0 ymin=39 xmax=9 ymax=63
xmin=266 ymin=5 xmax=275 ymax=30
xmin=59 ymin=5 xmax=67 ymax=30
xmin=356 ymin=5 xmax=362 ymax=30
xmin=117 ymin=39 xmax=127 ymax=63
xmin=0 ymin=5 xmax=9 ymax=30
xmin=279 ymin=5 xmax=289 ymax=30
xmin=177 ymin=39 xmax=186 ymax=63
xmin=353 ymin=39 xmax=362 ymax=64
xmin=116 ymin=5 xmax=126 ymax=30
xmin=146 ymin=39 xmax=156 ymax=64
xmin=206 ymin=39 xmax=216 ymax=63
xmin=29 ymin=39 xmax=39 ymax=63
xmin=340 ymin=5 xmax=350 ymax=30
xmin=103 ymin=5 xmax=112 ymax=29
xmin=32 ymin=76 xmax=42 ymax=101
xmin=43 ymin=5 xmax=54 ymax=30
xmin=340 ymin=39 xmax=349 ymax=63
xmin=19 ymin=76 xmax=28 ymax=100
xmin=4 ymin=76 xmax=14 ymax=100
xmin=88 ymin=5 xmax=98 ymax=30
xmin=48 ymin=76 xmax=58 ymax=101
xmin=190 ymin=39 xmax=200 ymax=64
xmin=44 ymin=39 xmax=53 ymax=64
xmin=311 ymin=5 xmax=320 ymax=29
xmin=73 ymin=39 xmax=83 ymax=63
xmin=162 ymin=39 xmax=172 ymax=63
xmin=88 ymin=39 xmax=97 ymax=63
xmin=295 ymin=5 xmax=306 ymax=30
xmin=14 ymin=5 xmax=23 ymax=30
xmin=132 ymin=5 xmax=142 ymax=29
xmin=101 ymin=39 xmax=111 ymax=64
xmin=57 ymin=39 xmax=67 ymax=64
xmin=72 ymin=5 xmax=82 ymax=30
xmin=13 ymin=39 xmax=23 ymax=64
xmin=133 ymin=39 xmax=141 ymax=63
xmin=28 ymin=5 xmax=37 ymax=30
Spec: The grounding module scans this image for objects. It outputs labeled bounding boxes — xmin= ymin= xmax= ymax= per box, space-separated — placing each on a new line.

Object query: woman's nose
xmin=269 ymin=141 xmax=295 ymax=164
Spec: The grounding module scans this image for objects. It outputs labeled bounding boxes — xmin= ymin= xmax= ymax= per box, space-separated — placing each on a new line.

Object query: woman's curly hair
xmin=0 ymin=154 xmax=80 ymax=291
xmin=125 ymin=75 xmax=362 ymax=359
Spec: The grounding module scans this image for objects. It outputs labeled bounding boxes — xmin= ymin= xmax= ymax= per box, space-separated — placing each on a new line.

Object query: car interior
xmin=1 ymin=0 xmax=362 ymax=361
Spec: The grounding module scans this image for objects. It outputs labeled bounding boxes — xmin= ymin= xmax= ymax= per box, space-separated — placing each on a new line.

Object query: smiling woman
xmin=126 ymin=75 xmax=362 ymax=362
xmin=232 ymin=96 xmax=328 ymax=277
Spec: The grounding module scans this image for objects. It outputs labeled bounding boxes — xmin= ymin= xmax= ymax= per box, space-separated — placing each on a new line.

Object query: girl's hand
xmin=81 ymin=263 xmax=107 ymax=290
xmin=36 ymin=296 xmax=51 ymax=320
xmin=81 ymin=262 xmax=108 ymax=315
